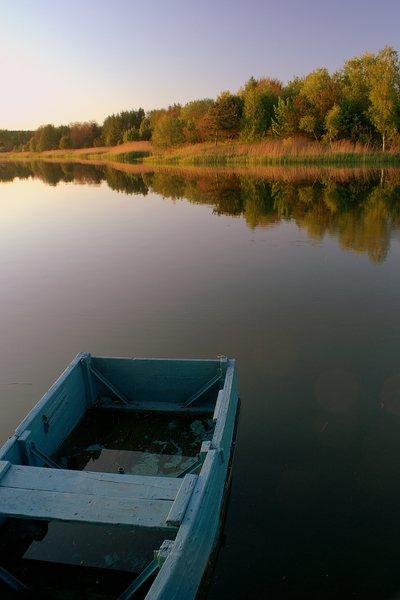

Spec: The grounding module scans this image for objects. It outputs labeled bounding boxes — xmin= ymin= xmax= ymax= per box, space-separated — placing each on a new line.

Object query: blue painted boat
xmin=0 ymin=353 xmax=239 ymax=599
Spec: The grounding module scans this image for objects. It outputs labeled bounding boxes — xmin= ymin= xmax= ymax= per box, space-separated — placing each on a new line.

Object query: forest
xmin=1 ymin=46 xmax=400 ymax=153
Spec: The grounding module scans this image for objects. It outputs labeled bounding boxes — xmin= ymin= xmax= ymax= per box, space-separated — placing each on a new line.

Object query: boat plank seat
xmin=0 ymin=461 xmax=197 ymax=531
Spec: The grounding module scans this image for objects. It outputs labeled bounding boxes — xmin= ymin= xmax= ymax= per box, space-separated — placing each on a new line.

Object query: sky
xmin=1 ymin=0 xmax=400 ymax=130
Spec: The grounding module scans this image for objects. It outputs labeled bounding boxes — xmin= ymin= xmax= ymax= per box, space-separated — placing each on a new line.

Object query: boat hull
xmin=0 ymin=353 xmax=239 ymax=600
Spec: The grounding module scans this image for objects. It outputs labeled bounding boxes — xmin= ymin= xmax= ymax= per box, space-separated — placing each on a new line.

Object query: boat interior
xmin=0 ymin=353 xmax=233 ymax=599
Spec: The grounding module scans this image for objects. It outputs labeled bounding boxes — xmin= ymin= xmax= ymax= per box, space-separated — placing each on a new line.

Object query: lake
xmin=1 ymin=161 xmax=400 ymax=599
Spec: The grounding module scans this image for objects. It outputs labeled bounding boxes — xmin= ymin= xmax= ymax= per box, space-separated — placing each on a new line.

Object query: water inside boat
xmin=0 ymin=409 xmax=216 ymax=598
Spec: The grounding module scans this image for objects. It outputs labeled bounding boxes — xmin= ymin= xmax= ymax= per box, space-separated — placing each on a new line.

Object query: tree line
xmin=1 ymin=46 xmax=400 ymax=153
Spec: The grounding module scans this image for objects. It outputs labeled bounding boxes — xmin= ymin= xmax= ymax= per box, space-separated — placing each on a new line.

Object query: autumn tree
xmin=180 ymin=99 xmax=214 ymax=143
xmin=68 ymin=121 xmax=101 ymax=148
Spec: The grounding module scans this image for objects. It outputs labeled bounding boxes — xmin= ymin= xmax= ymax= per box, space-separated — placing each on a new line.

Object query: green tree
xmin=271 ymin=97 xmax=297 ymax=137
xmin=240 ymin=77 xmax=284 ymax=142
xmin=102 ymin=109 xmax=145 ymax=146
xmin=299 ymin=115 xmax=318 ymax=140
xmin=37 ymin=124 xmax=60 ymax=151
xmin=207 ymin=91 xmax=243 ymax=145
xmin=0 ymin=129 xmax=33 ymax=152
xmin=123 ymin=127 xmax=140 ymax=142
xmin=59 ymin=135 xmax=73 ymax=149
xmin=368 ymin=46 xmax=400 ymax=151
xmin=296 ymin=68 xmax=341 ymax=139
xmin=29 ymin=137 xmax=37 ymax=151
xmin=0 ymin=130 xmax=12 ymax=152
xmin=151 ymin=115 xmax=185 ymax=147
xmin=102 ymin=114 xmax=122 ymax=146
xmin=139 ymin=118 xmax=152 ymax=140
xmin=338 ymin=51 xmax=378 ymax=143
xmin=302 ymin=69 xmax=340 ymax=117
xmin=324 ymin=104 xmax=342 ymax=143
xmin=142 ymin=105 xmax=182 ymax=143
xmin=240 ymin=78 xmax=268 ymax=142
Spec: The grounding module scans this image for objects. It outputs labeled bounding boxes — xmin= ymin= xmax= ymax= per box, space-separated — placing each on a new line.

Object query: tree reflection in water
xmin=1 ymin=160 xmax=400 ymax=264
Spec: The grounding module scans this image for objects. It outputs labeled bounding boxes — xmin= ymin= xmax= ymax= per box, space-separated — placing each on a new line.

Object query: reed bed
xmin=0 ymin=141 xmax=152 ymax=162
xmin=3 ymin=138 xmax=400 ymax=169
xmin=130 ymin=164 xmax=381 ymax=183
xmin=146 ymin=139 xmax=400 ymax=167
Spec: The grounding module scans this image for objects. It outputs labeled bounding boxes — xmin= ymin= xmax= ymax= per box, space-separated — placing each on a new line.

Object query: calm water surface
xmin=1 ymin=162 xmax=400 ymax=599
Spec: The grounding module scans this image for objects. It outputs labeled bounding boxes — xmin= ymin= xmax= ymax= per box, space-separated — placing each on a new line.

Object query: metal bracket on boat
xmin=117 ymin=558 xmax=159 ymax=600
xmin=177 ymin=455 xmax=202 ymax=478
xmin=29 ymin=441 xmax=61 ymax=469
xmin=176 ymin=440 xmax=211 ymax=478
xmin=90 ymin=366 xmax=130 ymax=406
xmin=200 ymin=440 xmax=211 ymax=462
xmin=155 ymin=539 xmax=175 ymax=567
xmin=116 ymin=541 xmax=174 ymax=600
xmin=0 ymin=564 xmax=31 ymax=593
xmin=180 ymin=356 xmax=228 ymax=408
xmin=16 ymin=430 xmax=60 ymax=468
xmin=182 ymin=372 xmax=221 ymax=408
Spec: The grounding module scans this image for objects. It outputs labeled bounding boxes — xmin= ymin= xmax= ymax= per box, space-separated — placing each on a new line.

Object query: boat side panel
xmin=91 ymin=357 xmax=224 ymax=407
xmin=211 ymin=360 xmax=237 ymax=451
xmin=0 ymin=353 xmax=88 ymax=465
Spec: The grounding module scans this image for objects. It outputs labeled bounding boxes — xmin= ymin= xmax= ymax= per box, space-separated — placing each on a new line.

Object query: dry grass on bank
xmin=0 ymin=141 xmax=152 ymax=160
xmin=148 ymin=138 xmax=400 ymax=166
xmin=2 ymin=138 xmax=400 ymax=167
xmin=135 ymin=163 xmax=384 ymax=183
xmin=152 ymin=138 xmax=389 ymax=157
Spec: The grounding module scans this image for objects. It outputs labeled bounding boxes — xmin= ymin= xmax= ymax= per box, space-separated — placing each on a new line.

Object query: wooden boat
xmin=0 ymin=352 xmax=239 ymax=599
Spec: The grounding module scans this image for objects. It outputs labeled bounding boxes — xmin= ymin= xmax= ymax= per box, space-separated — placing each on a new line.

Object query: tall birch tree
xmin=368 ymin=46 xmax=400 ymax=151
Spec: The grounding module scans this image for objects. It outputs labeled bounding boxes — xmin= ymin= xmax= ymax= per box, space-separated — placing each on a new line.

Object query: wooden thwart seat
xmin=0 ymin=461 xmax=197 ymax=531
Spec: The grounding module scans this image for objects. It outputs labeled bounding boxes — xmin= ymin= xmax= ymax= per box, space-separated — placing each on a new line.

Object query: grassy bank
xmin=145 ymin=139 xmax=400 ymax=167
xmin=2 ymin=139 xmax=400 ymax=167
xmin=52 ymin=150 xmax=151 ymax=162
xmin=0 ymin=141 xmax=152 ymax=163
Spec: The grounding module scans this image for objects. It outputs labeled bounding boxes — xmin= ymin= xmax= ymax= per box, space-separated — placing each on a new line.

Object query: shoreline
xmin=2 ymin=139 xmax=400 ymax=167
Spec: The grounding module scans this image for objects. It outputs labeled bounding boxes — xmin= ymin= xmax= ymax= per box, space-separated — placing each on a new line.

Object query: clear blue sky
xmin=1 ymin=0 xmax=399 ymax=130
